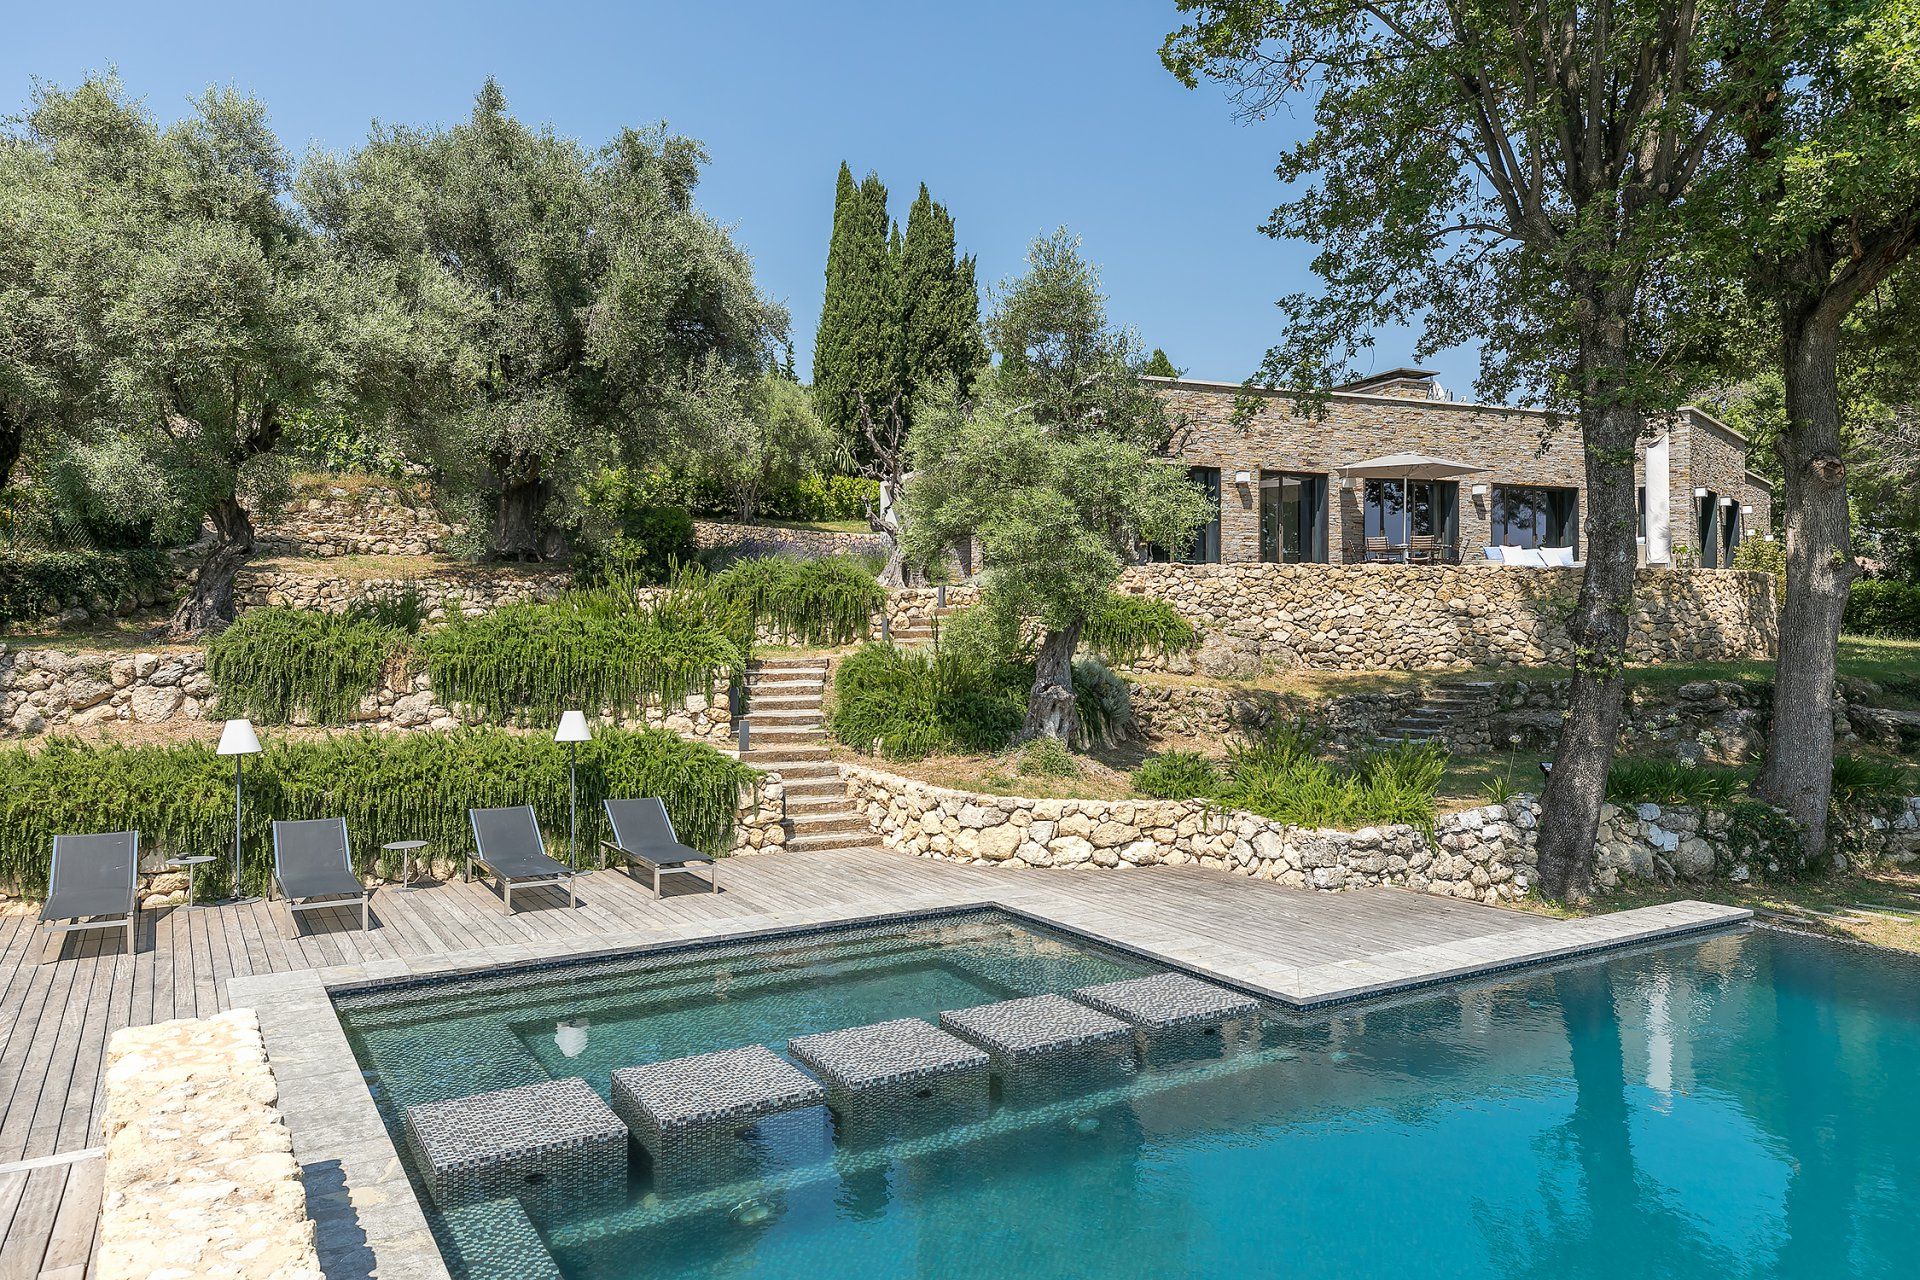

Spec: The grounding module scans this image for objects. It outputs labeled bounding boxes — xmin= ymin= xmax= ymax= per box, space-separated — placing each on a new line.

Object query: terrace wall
xmin=839 ymin=763 xmax=1920 ymax=901
xmin=1112 ymin=562 xmax=1776 ymax=675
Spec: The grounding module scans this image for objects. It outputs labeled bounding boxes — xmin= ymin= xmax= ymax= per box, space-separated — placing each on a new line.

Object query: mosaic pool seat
xmin=939 ymin=994 xmax=1132 ymax=1063
xmin=610 ymin=1045 xmax=826 ymax=1143
xmin=403 ymin=1077 xmax=627 ymax=1212
xmin=1071 ymin=972 xmax=1260 ymax=1031
xmin=788 ymin=1017 xmax=990 ymax=1093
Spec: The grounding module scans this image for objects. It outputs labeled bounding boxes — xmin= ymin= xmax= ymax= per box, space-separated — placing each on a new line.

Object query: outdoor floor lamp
xmin=556 ymin=711 xmax=592 ymax=869
xmin=217 ymin=718 xmax=261 ymax=899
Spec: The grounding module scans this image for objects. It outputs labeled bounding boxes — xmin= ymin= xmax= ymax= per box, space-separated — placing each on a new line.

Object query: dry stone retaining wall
xmin=1113 ymin=562 xmax=1775 ymax=676
xmin=98 ymin=1008 xmax=322 ymax=1280
xmin=839 ymin=763 xmax=1920 ymax=900
xmin=257 ymin=486 xmax=454 ymax=556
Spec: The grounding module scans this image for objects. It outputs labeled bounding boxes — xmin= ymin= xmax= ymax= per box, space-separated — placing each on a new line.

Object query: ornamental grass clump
xmin=1083 ymin=594 xmax=1197 ymax=665
xmin=0 ymin=728 xmax=756 ymax=899
xmin=826 ymin=643 xmax=1025 ymax=760
xmin=708 ymin=554 xmax=885 ymax=647
xmin=206 ymin=606 xmax=407 ymax=725
xmin=1133 ymin=750 xmax=1222 ymax=800
xmin=1215 ymin=724 xmax=1444 ymax=831
xmin=1604 ymin=756 xmax=1750 ymax=807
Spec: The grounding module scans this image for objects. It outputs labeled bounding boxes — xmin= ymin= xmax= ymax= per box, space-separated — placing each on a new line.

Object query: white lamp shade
xmin=216 ymin=718 xmax=261 ymax=756
xmin=1232 ymin=470 xmax=1252 ymax=485
xmin=1741 ymin=505 xmax=1755 ymax=514
xmin=555 ymin=710 xmax=592 ymax=743
xmin=1694 ymin=487 xmax=1709 ymax=497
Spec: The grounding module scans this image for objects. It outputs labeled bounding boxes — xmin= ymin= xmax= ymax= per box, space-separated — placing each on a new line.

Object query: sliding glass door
xmin=1362 ymin=479 xmax=1460 ymax=557
xmin=1259 ymin=472 xmax=1327 ymax=562
xmin=1493 ymin=485 xmax=1579 ymax=550
xmin=1146 ymin=466 xmax=1221 ymax=563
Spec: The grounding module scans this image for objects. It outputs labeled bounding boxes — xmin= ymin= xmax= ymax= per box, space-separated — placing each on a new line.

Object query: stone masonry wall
xmin=693 ymin=519 xmax=892 ymax=562
xmin=98 ymin=1008 xmax=322 ymax=1280
xmin=1113 ymin=562 xmax=1776 ymax=676
xmin=840 ymin=763 xmax=1920 ymax=901
xmin=256 ymin=485 xmax=453 ymax=556
xmin=234 ymin=563 xmax=569 ymax=616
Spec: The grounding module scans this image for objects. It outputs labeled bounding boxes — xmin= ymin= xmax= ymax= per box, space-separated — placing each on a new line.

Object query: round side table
xmin=165 ymin=855 xmax=218 ymax=907
xmin=382 ymin=840 xmax=428 ymax=891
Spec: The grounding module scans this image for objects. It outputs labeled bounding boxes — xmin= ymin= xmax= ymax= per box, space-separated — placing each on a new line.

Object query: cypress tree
xmin=813 ymin=165 xmax=898 ymax=447
xmin=897 ymin=186 xmax=987 ymax=423
xmin=813 ymin=163 xmax=861 ymax=434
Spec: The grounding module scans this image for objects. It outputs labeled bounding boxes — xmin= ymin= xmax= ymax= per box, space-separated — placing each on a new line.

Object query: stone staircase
xmin=887 ymin=604 xmax=959 ymax=647
xmin=739 ymin=657 xmax=881 ymax=854
xmin=1373 ymin=681 xmax=1496 ymax=747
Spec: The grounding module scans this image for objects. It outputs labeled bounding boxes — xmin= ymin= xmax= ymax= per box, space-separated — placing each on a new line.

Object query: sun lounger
xmin=1482 ymin=546 xmax=1506 ymax=563
xmin=39 ymin=831 xmax=138 ymax=962
xmin=271 ymin=817 xmax=371 ymax=936
xmin=467 ymin=806 xmax=577 ymax=913
xmin=601 ymin=798 xmax=718 ymax=897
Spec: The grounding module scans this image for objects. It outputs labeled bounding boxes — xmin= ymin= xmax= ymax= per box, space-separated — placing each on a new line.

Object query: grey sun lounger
xmin=39 ymin=831 xmax=139 ymax=963
xmin=467 ymin=805 xmax=577 ymax=914
xmin=601 ymin=798 xmax=718 ymax=897
xmin=270 ymin=817 xmax=371 ymax=936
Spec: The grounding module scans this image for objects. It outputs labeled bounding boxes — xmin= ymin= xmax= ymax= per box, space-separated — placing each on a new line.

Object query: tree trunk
xmin=1758 ymin=311 xmax=1853 ymax=865
xmin=1023 ymin=622 xmax=1082 ymax=743
xmin=0 ymin=406 xmax=21 ymax=493
xmin=489 ymin=475 xmax=552 ymax=561
xmin=870 ymin=478 xmax=908 ymax=587
xmin=1535 ymin=392 xmax=1642 ymax=901
xmin=169 ymin=496 xmax=254 ymax=636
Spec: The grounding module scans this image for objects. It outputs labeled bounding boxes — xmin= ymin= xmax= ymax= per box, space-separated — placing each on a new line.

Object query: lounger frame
xmin=270 ymin=817 xmax=371 ymax=937
xmin=40 ymin=831 xmax=139 ymax=964
xmin=466 ymin=806 xmax=577 ymax=915
xmin=600 ymin=798 xmax=718 ymax=899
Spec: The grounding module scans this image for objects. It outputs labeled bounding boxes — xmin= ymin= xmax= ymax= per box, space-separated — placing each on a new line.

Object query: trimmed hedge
xmin=1846 ymin=578 xmax=1920 ymax=638
xmin=0 ymin=549 xmax=172 ymax=626
xmin=0 ymin=728 xmax=757 ymax=898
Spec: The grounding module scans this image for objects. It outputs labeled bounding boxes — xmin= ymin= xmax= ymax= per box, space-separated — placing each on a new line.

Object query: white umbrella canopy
xmin=1336 ymin=452 xmax=1488 ymax=480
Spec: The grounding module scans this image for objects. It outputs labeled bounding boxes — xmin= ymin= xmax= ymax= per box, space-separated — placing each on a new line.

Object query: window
xmin=1636 ymin=486 xmax=1647 ymax=541
xmin=1492 ymin=485 xmax=1579 ymax=550
xmin=1363 ymin=479 xmax=1460 ymax=555
xmin=1147 ymin=466 xmax=1221 ymax=564
xmin=1259 ymin=472 xmax=1327 ymax=563
xmin=1696 ymin=491 xmax=1720 ymax=568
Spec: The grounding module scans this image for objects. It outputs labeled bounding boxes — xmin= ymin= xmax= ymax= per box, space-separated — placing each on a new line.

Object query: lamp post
xmin=555 ymin=711 xmax=591 ymax=870
xmin=216 ymin=718 xmax=261 ymax=900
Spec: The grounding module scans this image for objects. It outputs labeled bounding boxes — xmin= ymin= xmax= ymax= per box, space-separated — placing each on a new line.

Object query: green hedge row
xmin=1846 ymin=578 xmax=1920 ymax=638
xmin=0 ymin=549 xmax=173 ymax=626
xmin=0 ymin=728 xmax=758 ymax=898
xmin=709 ymin=555 xmax=886 ymax=647
xmin=207 ymin=607 xmax=407 ymax=724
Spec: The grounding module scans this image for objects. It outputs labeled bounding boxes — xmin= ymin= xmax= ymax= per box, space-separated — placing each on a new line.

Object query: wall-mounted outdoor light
xmin=1693 ymin=487 xmax=1709 ymax=497
xmin=1233 ymin=470 xmax=1252 ymax=486
xmin=1470 ymin=483 xmax=1488 ymax=497
xmin=1741 ymin=505 xmax=1754 ymax=515
xmin=1718 ymin=495 xmax=1735 ymax=507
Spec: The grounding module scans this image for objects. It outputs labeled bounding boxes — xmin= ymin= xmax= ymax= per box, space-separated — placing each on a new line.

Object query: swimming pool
xmin=335 ymin=913 xmax=1920 ymax=1279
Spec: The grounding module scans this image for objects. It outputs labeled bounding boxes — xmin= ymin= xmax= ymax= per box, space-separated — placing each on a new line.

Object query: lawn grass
xmin=1512 ymin=868 xmax=1920 ymax=955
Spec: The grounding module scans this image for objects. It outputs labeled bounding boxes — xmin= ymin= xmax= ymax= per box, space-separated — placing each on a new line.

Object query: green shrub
xmin=827 ymin=643 xmax=1024 ymax=759
xmin=764 ymin=474 xmax=877 ymax=522
xmin=1214 ymin=724 xmax=1444 ymax=831
xmin=1084 ymin=594 xmax=1198 ymax=665
xmin=1016 ymin=737 xmax=1080 ymax=778
xmin=422 ymin=591 xmax=743 ymax=725
xmin=0 ymin=549 xmax=172 ymax=626
xmin=0 ymin=728 xmax=755 ymax=899
xmin=343 ymin=585 xmax=430 ymax=634
xmin=206 ymin=607 xmax=406 ymax=725
xmin=1845 ymin=578 xmax=1920 ymax=638
xmin=1830 ymin=753 xmax=1914 ymax=801
xmin=573 ymin=469 xmax=697 ymax=585
xmin=1604 ymin=756 xmax=1750 ymax=807
xmin=1133 ymin=750 xmax=1222 ymax=800
xmin=709 ymin=555 xmax=885 ymax=646
xmin=1729 ymin=536 xmax=1786 ymax=590
xmin=1071 ymin=657 xmax=1135 ymax=748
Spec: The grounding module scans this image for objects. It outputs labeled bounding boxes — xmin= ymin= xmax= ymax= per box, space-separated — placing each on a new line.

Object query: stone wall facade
xmin=1125 ymin=679 xmax=1425 ymax=749
xmin=235 ymin=563 xmax=569 ymax=617
xmin=256 ymin=486 xmax=454 ymax=556
xmin=1113 ymin=562 xmax=1776 ymax=675
xmin=98 ymin=1008 xmax=322 ymax=1280
xmin=839 ymin=763 xmax=1920 ymax=902
xmin=692 ymin=519 xmax=892 ymax=562
xmin=0 ymin=646 xmax=734 ymax=743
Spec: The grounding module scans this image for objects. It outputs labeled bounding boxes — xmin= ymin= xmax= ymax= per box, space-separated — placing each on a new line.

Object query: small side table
xmin=382 ymin=840 xmax=428 ymax=891
xmin=165 ymin=855 xmax=217 ymax=907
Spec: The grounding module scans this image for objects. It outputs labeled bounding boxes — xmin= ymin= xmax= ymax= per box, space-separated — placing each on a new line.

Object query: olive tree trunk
xmin=1534 ymin=354 xmax=1643 ymax=901
xmin=1023 ymin=622 xmax=1083 ymax=743
xmin=488 ymin=474 xmax=554 ymax=561
xmin=169 ymin=495 xmax=254 ymax=636
xmin=1758 ymin=311 xmax=1854 ymax=865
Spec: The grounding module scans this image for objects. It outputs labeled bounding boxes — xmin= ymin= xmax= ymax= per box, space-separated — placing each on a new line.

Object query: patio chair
xmin=39 ymin=831 xmax=138 ymax=963
xmin=467 ymin=805 xmax=577 ymax=914
xmin=270 ymin=817 xmax=371 ymax=937
xmin=1482 ymin=546 xmax=1506 ymax=563
xmin=1407 ymin=534 xmax=1438 ymax=564
xmin=601 ymin=798 xmax=718 ymax=898
xmin=1364 ymin=535 xmax=1403 ymax=563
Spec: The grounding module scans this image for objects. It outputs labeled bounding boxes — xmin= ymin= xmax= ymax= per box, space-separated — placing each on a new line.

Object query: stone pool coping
xmin=229 ymin=894 xmax=1749 ymax=1280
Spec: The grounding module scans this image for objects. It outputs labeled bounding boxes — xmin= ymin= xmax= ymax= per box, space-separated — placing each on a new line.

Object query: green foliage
xmin=206 ymin=608 xmax=406 ymax=726
xmin=421 ymin=591 xmax=743 ymax=726
xmin=1141 ymin=348 xmax=1184 ymax=379
xmin=1215 ymin=725 xmax=1445 ymax=831
xmin=1015 ymin=736 xmax=1080 ymax=779
xmin=573 ymin=469 xmax=697 ymax=586
xmin=1846 ymin=578 xmax=1920 ymax=638
xmin=1730 ymin=536 xmax=1787 ymax=590
xmin=763 ymin=474 xmax=878 ymax=522
xmin=1133 ymin=750 xmax=1222 ymax=800
xmin=343 ymin=586 xmax=429 ymax=635
xmin=1604 ymin=757 xmax=1751 ymax=807
xmin=826 ymin=643 xmax=1024 ymax=760
xmin=677 ymin=368 xmax=848 ymax=523
xmin=1071 ymin=657 xmax=1136 ymax=749
xmin=0 ymin=728 xmax=754 ymax=898
xmin=0 ymin=549 xmax=171 ymax=626
xmin=709 ymin=555 xmax=885 ymax=647
xmin=1829 ymin=753 xmax=1914 ymax=801
xmin=1084 ymin=594 xmax=1198 ymax=665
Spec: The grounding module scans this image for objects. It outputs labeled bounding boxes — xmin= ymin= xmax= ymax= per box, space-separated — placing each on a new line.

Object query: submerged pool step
xmin=788 ymin=1017 xmax=990 ymax=1093
xmin=1071 ymin=972 xmax=1261 ymax=1031
xmin=612 ymin=1045 xmax=826 ymax=1142
xmin=403 ymin=1077 xmax=628 ymax=1213
xmin=939 ymin=994 xmax=1132 ymax=1064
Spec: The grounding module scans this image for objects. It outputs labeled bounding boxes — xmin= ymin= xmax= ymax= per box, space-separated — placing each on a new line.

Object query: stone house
xmin=1148 ymin=370 xmax=1774 ymax=568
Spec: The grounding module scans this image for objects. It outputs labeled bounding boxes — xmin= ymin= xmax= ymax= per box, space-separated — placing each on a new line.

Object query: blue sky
xmin=5 ymin=0 xmax=1476 ymax=395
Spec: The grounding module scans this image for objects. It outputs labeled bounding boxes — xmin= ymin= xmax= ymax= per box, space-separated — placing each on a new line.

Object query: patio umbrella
xmin=1336 ymin=452 xmax=1489 ymax=554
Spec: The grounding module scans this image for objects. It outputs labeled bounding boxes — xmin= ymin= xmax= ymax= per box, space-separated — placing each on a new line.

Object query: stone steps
xmin=1373 ymin=682 xmax=1495 ymax=748
xmin=739 ymin=658 xmax=879 ymax=855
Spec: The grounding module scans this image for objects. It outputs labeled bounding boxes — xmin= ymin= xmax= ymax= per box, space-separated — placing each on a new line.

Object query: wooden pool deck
xmin=0 ymin=848 xmax=1745 ymax=1278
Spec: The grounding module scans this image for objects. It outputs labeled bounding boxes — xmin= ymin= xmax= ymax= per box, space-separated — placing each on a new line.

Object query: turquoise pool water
xmin=335 ymin=914 xmax=1920 ymax=1279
